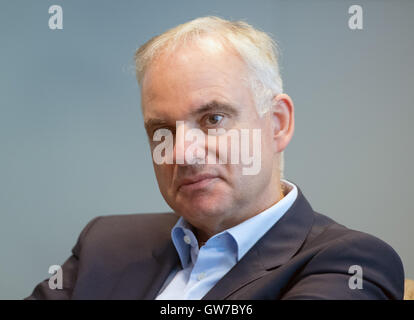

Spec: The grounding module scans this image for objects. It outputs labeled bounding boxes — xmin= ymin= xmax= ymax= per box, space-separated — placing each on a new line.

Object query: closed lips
xmin=178 ymin=174 xmax=218 ymax=189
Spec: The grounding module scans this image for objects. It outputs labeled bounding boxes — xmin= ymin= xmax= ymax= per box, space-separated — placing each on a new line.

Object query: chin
xmin=176 ymin=193 xmax=231 ymax=220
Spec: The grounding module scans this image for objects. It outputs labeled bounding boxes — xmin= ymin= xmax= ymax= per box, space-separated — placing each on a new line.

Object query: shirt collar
xmin=170 ymin=179 xmax=298 ymax=267
xmin=226 ymin=179 xmax=298 ymax=260
xmin=171 ymin=217 xmax=199 ymax=269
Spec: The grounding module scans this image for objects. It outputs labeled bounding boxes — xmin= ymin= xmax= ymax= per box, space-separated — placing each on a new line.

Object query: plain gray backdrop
xmin=0 ymin=0 xmax=413 ymax=299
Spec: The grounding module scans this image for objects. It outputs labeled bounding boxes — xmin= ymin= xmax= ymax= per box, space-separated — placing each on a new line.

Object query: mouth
xmin=177 ymin=174 xmax=219 ymax=193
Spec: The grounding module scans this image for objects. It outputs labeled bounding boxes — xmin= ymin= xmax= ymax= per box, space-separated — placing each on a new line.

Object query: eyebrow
xmin=144 ymin=118 xmax=169 ymax=132
xmin=189 ymin=100 xmax=239 ymax=118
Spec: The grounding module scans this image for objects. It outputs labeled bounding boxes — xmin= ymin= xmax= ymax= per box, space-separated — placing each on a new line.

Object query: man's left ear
xmin=270 ymin=93 xmax=295 ymax=153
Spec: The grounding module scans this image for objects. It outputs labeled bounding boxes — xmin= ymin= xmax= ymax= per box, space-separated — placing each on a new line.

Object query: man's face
xmin=141 ymin=38 xmax=279 ymax=233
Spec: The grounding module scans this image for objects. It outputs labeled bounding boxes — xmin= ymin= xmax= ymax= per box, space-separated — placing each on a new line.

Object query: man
xmin=26 ymin=16 xmax=404 ymax=300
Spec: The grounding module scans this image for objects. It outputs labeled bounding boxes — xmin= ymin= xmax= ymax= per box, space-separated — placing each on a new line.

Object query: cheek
xmin=153 ymin=164 xmax=174 ymax=191
xmin=205 ymin=133 xmax=243 ymax=165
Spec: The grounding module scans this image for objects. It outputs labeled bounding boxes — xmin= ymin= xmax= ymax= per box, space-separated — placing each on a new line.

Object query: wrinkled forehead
xmin=140 ymin=37 xmax=252 ymax=116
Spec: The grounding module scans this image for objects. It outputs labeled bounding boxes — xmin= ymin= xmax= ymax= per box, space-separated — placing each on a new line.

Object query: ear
xmin=270 ymin=93 xmax=295 ymax=153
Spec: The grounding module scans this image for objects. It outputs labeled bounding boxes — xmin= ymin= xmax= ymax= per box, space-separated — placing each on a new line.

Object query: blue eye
xmin=205 ymin=114 xmax=224 ymax=126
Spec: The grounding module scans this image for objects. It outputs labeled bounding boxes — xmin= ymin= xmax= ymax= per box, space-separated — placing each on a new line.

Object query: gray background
xmin=0 ymin=0 xmax=412 ymax=299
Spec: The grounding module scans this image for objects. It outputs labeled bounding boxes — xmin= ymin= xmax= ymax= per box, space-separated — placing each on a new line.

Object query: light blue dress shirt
xmin=156 ymin=179 xmax=298 ymax=300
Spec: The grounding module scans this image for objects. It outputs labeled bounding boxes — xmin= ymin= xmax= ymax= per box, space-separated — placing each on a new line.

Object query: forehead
xmin=140 ymin=37 xmax=253 ymax=120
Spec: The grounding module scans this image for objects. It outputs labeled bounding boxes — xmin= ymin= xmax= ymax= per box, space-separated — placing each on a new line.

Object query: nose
xmin=173 ymin=121 xmax=206 ymax=165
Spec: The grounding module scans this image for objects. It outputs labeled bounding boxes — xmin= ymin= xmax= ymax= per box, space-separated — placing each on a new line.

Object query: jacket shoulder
xmin=72 ymin=212 xmax=179 ymax=257
xmin=292 ymin=211 xmax=405 ymax=299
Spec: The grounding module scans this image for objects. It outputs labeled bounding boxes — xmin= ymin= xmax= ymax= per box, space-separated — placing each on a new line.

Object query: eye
xmin=203 ymin=114 xmax=224 ymax=127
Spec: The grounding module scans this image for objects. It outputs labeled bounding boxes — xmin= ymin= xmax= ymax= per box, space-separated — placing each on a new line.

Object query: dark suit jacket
xmin=25 ymin=186 xmax=405 ymax=300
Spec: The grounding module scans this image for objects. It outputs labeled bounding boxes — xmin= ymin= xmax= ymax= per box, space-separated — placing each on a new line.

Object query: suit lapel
xmin=202 ymin=187 xmax=315 ymax=300
xmin=142 ymin=240 xmax=181 ymax=299
xmin=108 ymin=218 xmax=180 ymax=300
